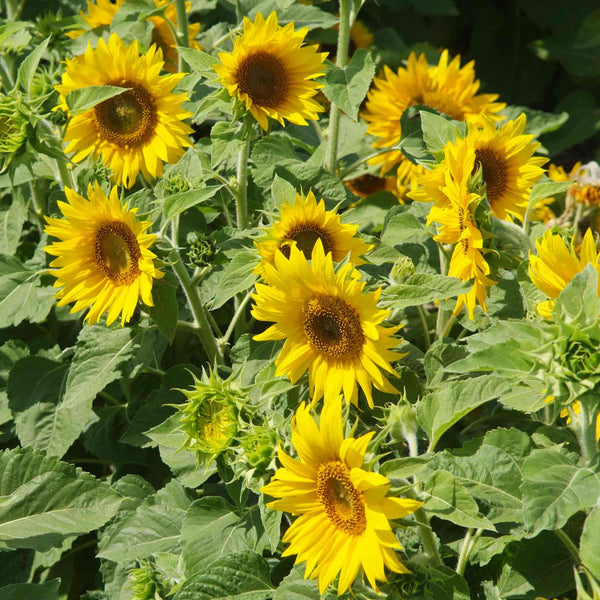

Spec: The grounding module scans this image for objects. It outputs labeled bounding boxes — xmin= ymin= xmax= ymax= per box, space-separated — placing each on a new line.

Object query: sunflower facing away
xmin=251 ymin=241 xmax=402 ymax=407
xmin=255 ymin=190 xmax=373 ymax=276
xmin=361 ymin=50 xmax=505 ymax=183
xmin=529 ymin=228 xmax=600 ymax=319
xmin=415 ymin=140 xmax=495 ymax=319
xmin=44 ymin=182 xmax=163 ymax=326
xmin=55 ymin=33 xmax=193 ymax=188
xmin=214 ymin=11 xmax=327 ymax=130
xmin=67 ymin=0 xmax=201 ymax=72
xmin=261 ymin=396 xmax=422 ymax=595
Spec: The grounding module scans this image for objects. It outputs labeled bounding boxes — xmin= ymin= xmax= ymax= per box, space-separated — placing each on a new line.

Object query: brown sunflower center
xmin=280 ymin=224 xmax=333 ymax=259
xmin=237 ymin=51 xmax=288 ymax=108
xmin=95 ymin=221 xmax=142 ymax=285
xmin=303 ymin=295 xmax=364 ymax=359
xmin=474 ymin=148 xmax=507 ymax=206
xmin=94 ymin=82 xmax=157 ymax=147
xmin=317 ymin=461 xmax=366 ymax=535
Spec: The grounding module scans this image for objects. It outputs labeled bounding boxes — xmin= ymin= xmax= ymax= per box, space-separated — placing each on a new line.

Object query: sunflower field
xmin=2 ymin=0 xmax=600 ymax=598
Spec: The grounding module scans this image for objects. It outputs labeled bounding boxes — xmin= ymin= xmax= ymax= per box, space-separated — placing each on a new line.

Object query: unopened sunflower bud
xmin=187 ymin=231 xmax=218 ymax=268
xmin=240 ymin=425 xmax=278 ymax=473
xmin=162 ymin=173 xmax=190 ymax=196
xmin=390 ymin=255 xmax=415 ymax=284
xmin=0 ymin=94 xmax=28 ymax=168
xmin=127 ymin=561 xmax=161 ymax=600
xmin=389 ymin=401 xmax=419 ymax=443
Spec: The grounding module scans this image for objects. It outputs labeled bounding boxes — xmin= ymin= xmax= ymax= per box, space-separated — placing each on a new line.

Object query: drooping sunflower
xmin=361 ymin=50 xmax=504 ymax=182
xmin=529 ymin=228 xmax=600 ymax=319
xmin=421 ymin=141 xmax=495 ymax=319
xmin=55 ymin=33 xmax=193 ymax=188
xmin=214 ymin=11 xmax=327 ymax=130
xmin=255 ymin=190 xmax=373 ymax=277
xmin=67 ymin=0 xmax=201 ymax=72
xmin=251 ymin=241 xmax=402 ymax=407
xmin=44 ymin=182 xmax=163 ymax=326
xmin=261 ymin=396 xmax=422 ymax=595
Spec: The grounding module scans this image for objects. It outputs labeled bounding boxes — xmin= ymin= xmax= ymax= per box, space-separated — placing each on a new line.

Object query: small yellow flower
xmin=251 ymin=241 xmax=402 ymax=407
xmin=44 ymin=183 xmax=163 ymax=326
xmin=261 ymin=396 xmax=422 ymax=595
xmin=214 ymin=11 xmax=327 ymax=130
xmin=529 ymin=228 xmax=600 ymax=318
xmin=254 ymin=190 xmax=372 ymax=277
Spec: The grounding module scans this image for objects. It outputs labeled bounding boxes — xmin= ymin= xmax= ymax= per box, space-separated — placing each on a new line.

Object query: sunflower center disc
xmin=475 ymin=148 xmax=508 ymax=206
xmin=95 ymin=221 xmax=142 ymax=285
xmin=317 ymin=461 xmax=366 ymax=535
xmin=237 ymin=52 xmax=288 ymax=107
xmin=281 ymin=224 xmax=333 ymax=259
xmin=94 ymin=83 xmax=157 ymax=147
xmin=303 ymin=295 xmax=364 ymax=359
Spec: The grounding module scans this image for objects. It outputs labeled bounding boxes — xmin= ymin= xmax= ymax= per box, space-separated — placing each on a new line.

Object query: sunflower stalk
xmin=573 ymin=400 xmax=598 ymax=464
xmin=171 ymin=248 xmax=224 ymax=365
xmin=235 ymin=138 xmax=250 ymax=229
xmin=324 ymin=0 xmax=352 ymax=173
xmin=174 ymin=0 xmax=189 ymax=72
xmin=455 ymin=527 xmax=483 ymax=575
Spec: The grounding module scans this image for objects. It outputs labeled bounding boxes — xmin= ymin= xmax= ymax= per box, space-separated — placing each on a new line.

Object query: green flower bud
xmin=162 ymin=173 xmax=189 ymax=196
xmin=187 ymin=232 xmax=218 ymax=268
xmin=388 ymin=401 xmax=419 ymax=442
xmin=174 ymin=369 xmax=245 ymax=458
xmin=390 ymin=254 xmax=415 ymax=284
xmin=127 ymin=561 xmax=160 ymax=600
xmin=239 ymin=425 xmax=278 ymax=473
xmin=0 ymin=94 xmax=28 ymax=168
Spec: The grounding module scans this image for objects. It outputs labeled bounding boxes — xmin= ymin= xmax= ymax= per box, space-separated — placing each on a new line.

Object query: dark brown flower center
xmin=474 ymin=148 xmax=508 ymax=207
xmin=303 ymin=295 xmax=364 ymax=359
xmin=347 ymin=174 xmax=389 ymax=198
xmin=280 ymin=223 xmax=333 ymax=260
xmin=237 ymin=51 xmax=288 ymax=108
xmin=317 ymin=461 xmax=366 ymax=535
xmin=95 ymin=221 xmax=142 ymax=285
xmin=94 ymin=82 xmax=156 ymax=147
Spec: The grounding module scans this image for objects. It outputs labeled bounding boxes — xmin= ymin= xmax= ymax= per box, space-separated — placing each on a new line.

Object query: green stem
xmin=220 ymin=291 xmax=252 ymax=346
xmin=555 ymin=529 xmax=580 ymax=565
xmin=323 ymin=0 xmax=352 ymax=173
xmin=171 ymin=249 xmax=224 ymax=364
xmin=174 ymin=0 xmax=189 ymax=72
xmin=235 ymin=139 xmax=250 ymax=229
xmin=414 ymin=507 xmax=443 ymax=566
xmin=456 ymin=527 xmax=483 ymax=576
xmin=417 ymin=305 xmax=431 ymax=350
xmin=576 ymin=401 xmax=597 ymax=464
xmin=573 ymin=202 xmax=584 ymax=237
xmin=39 ymin=119 xmax=76 ymax=190
xmin=99 ymin=391 xmax=122 ymax=406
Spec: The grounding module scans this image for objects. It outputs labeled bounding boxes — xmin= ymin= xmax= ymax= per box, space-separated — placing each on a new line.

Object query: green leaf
xmin=0 ymin=447 xmax=121 ymax=551
xmin=209 ymin=250 xmax=259 ymax=310
xmin=421 ymin=111 xmax=461 ymax=156
xmin=273 ymin=566 xmax=320 ymax=600
xmin=0 ymin=198 xmax=26 ymax=256
xmin=173 ymin=551 xmax=273 ymax=600
xmin=98 ymin=480 xmax=193 ymax=562
xmin=65 ymin=85 xmax=129 ymax=116
xmin=527 ymin=176 xmax=571 ymax=208
xmin=380 ymin=211 xmax=429 ymax=246
xmin=182 ymin=498 xmax=268 ymax=575
xmin=421 ymin=428 xmax=533 ymax=524
xmin=17 ymin=36 xmax=50 ymax=98
xmin=0 ymin=256 xmax=55 ymax=328
xmin=211 ymin=122 xmax=245 ymax=168
xmin=148 ymin=272 xmax=179 ymax=344
xmin=323 ymin=50 xmax=375 ymax=121
xmin=580 ymin=506 xmax=600 ymax=580
xmin=179 ymin=47 xmax=219 ymax=79
xmin=417 ymin=375 xmax=512 ymax=450
xmin=501 ymin=106 xmax=568 ymax=137
xmin=8 ymin=326 xmax=139 ymax=457
xmin=423 ymin=471 xmax=496 ymax=530
xmin=251 ymin=136 xmax=297 ymax=190
xmin=397 ymin=106 xmax=438 ymax=167
xmin=162 ymin=185 xmax=223 ymax=221
xmin=553 ymin=265 xmax=600 ymax=329
xmin=522 ymin=449 xmax=600 ymax=535
xmin=0 ymin=581 xmax=60 ymax=600
xmin=380 ymin=273 xmax=471 ymax=310
xmin=277 ymin=3 xmax=338 ymax=29
xmin=379 ymin=455 xmax=432 ymax=483
xmin=271 ymin=174 xmax=296 ymax=207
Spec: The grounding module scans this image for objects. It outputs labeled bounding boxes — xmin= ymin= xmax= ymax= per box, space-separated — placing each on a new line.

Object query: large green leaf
xmin=580 ymin=506 xmax=600 ymax=580
xmin=98 ymin=480 xmax=193 ymax=562
xmin=323 ymin=49 xmax=375 ymax=121
xmin=0 ymin=447 xmax=121 ymax=551
xmin=0 ymin=580 xmax=60 ymax=600
xmin=65 ymin=85 xmax=129 ymax=115
xmin=8 ymin=326 xmax=140 ymax=457
xmin=522 ymin=449 xmax=600 ymax=535
xmin=173 ymin=551 xmax=273 ymax=600
xmin=209 ymin=250 xmax=259 ymax=310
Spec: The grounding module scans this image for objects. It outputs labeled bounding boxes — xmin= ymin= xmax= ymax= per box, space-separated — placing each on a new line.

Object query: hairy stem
xmin=235 ymin=139 xmax=250 ymax=229
xmin=174 ymin=0 xmax=189 ymax=72
xmin=323 ymin=0 xmax=352 ymax=173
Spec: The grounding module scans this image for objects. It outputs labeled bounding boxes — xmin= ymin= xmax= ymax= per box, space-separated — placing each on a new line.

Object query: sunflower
xmin=345 ymin=173 xmax=399 ymax=200
xmin=67 ymin=0 xmax=201 ymax=72
xmin=214 ymin=11 xmax=327 ymax=130
xmin=255 ymin=190 xmax=373 ymax=277
xmin=251 ymin=241 xmax=402 ymax=407
xmin=361 ymin=50 xmax=504 ymax=182
xmin=55 ymin=33 xmax=193 ymax=188
xmin=44 ymin=183 xmax=163 ymax=326
xmin=261 ymin=396 xmax=422 ymax=595
xmin=529 ymin=228 xmax=600 ymax=319
xmin=421 ymin=141 xmax=495 ymax=319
